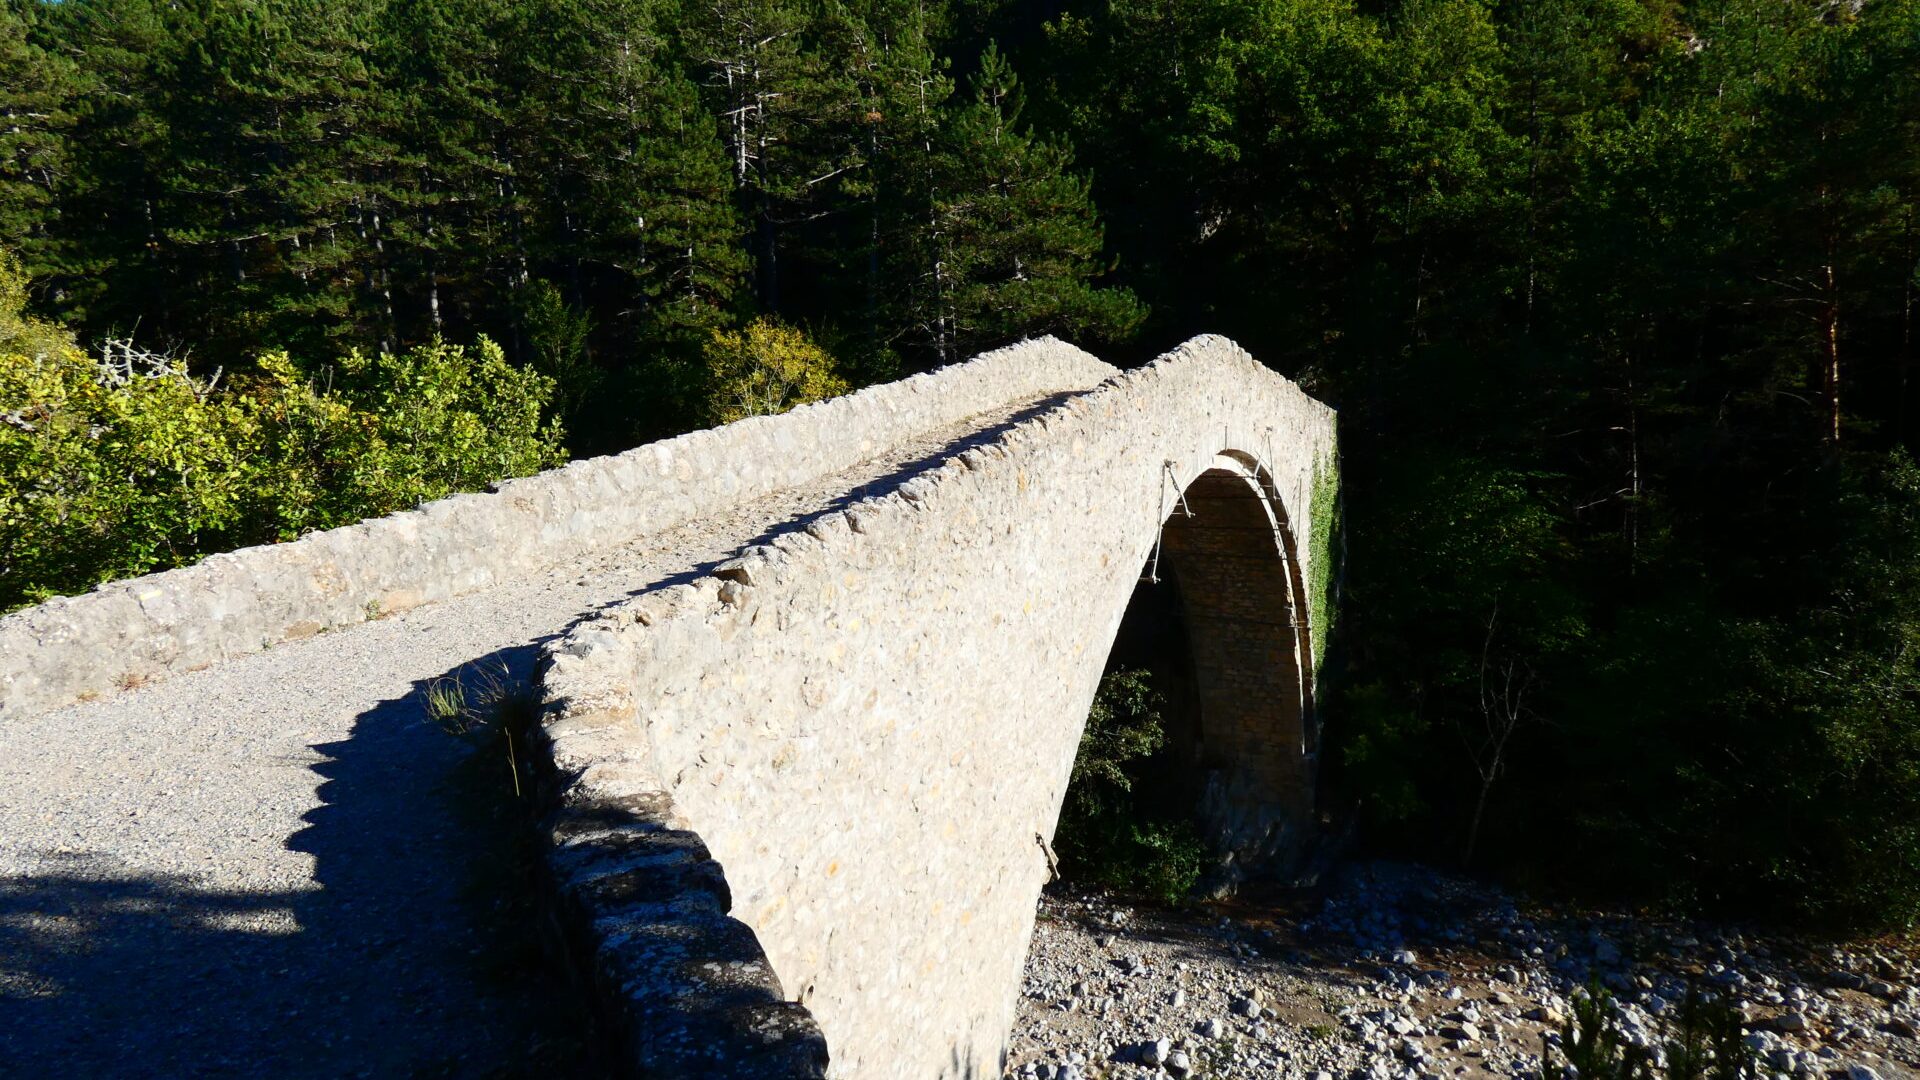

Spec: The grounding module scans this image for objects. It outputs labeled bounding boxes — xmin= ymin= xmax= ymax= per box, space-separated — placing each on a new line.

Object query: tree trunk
xmin=1624 ymin=348 xmax=1641 ymax=574
xmin=1822 ymin=261 xmax=1840 ymax=444
xmin=1820 ymin=184 xmax=1841 ymax=444
xmin=1902 ymin=202 xmax=1915 ymax=451
xmin=1464 ymin=771 xmax=1494 ymax=867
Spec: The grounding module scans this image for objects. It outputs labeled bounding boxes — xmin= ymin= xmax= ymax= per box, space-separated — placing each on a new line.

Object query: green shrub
xmin=0 ymin=254 xmax=73 ymax=363
xmin=2 ymin=332 xmax=264 ymax=607
xmin=517 ymin=278 xmax=602 ymax=443
xmin=244 ymin=340 xmax=565 ymax=539
xmin=1064 ymin=668 xmax=1167 ymax=822
xmin=1055 ymin=668 xmax=1209 ymax=903
xmin=0 ymin=250 xmax=565 ymax=611
xmin=1543 ymin=980 xmax=1752 ymax=1080
xmin=702 ymin=318 xmax=848 ymax=424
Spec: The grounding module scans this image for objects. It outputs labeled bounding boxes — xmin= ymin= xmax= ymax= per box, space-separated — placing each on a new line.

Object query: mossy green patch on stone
xmin=1306 ymin=448 xmax=1341 ymax=676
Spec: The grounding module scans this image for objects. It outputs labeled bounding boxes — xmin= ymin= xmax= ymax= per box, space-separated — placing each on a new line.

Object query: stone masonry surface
xmin=538 ymin=334 xmax=1339 ymax=1079
xmin=0 ymin=337 xmax=1123 ymax=1075
xmin=0 ymin=337 xmax=1116 ymax=718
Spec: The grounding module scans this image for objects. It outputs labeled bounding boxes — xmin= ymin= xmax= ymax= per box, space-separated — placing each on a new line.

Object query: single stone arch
xmin=537 ymin=336 xmax=1338 ymax=1079
xmin=1122 ymin=450 xmax=1318 ymax=884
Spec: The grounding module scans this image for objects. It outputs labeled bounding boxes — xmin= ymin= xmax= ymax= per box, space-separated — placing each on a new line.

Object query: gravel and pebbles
xmin=1007 ymin=862 xmax=1918 ymax=1080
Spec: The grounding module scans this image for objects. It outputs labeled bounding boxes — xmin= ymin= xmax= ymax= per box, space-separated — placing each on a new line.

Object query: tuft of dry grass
xmin=419 ymin=663 xmax=540 ymax=798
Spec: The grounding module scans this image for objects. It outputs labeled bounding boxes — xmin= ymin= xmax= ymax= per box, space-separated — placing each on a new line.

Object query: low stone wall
xmin=0 ymin=338 xmax=1115 ymax=719
xmin=536 ymin=335 xmax=1338 ymax=1078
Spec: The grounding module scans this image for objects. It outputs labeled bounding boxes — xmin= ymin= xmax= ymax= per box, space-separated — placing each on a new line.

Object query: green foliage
xmin=0 ymin=2 xmax=73 ymax=272
xmin=1550 ymin=982 xmax=1655 ymax=1080
xmin=2 ymin=341 xmax=241 ymax=607
xmin=1306 ymin=459 xmax=1341 ymax=673
xmin=1057 ymin=810 xmax=1209 ymax=907
xmin=1330 ymin=452 xmax=1587 ymax=841
xmin=1065 ymin=669 xmax=1167 ymax=822
xmin=0 ymin=251 xmax=562 ymax=610
xmin=9 ymin=0 xmax=1920 ymax=930
xmin=1055 ymin=669 xmax=1208 ymax=904
xmin=0 ymin=244 xmax=72 ymax=361
xmin=1662 ymin=986 xmax=1753 ymax=1080
xmin=518 ymin=279 xmax=601 ymax=440
xmin=1331 ymin=681 xmax=1428 ymax=831
xmin=244 ymin=339 xmax=565 ymax=539
xmin=702 ymin=317 xmax=850 ymax=423
xmin=1116 ymin=818 xmax=1209 ymax=906
xmin=1543 ymin=980 xmax=1753 ymax=1080
xmin=1668 ymin=453 xmax=1920 ymax=927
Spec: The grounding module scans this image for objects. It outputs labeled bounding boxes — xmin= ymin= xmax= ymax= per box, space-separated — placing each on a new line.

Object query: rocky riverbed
xmin=1005 ymin=862 xmax=1918 ymax=1080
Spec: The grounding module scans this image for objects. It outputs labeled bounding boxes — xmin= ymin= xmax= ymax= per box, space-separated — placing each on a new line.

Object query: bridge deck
xmin=0 ymin=394 xmax=1069 ymax=1077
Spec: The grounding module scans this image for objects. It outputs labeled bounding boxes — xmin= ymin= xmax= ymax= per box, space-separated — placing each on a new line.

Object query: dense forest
xmin=4 ymin=0 xmax=1919 ymax=930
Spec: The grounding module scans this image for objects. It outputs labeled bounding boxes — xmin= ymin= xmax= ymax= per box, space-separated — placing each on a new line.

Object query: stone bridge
xmin=0 ymin=335 xmax=1335 ymax=1079
xmin=537 ymin=335 xmax=1337 ymax=1078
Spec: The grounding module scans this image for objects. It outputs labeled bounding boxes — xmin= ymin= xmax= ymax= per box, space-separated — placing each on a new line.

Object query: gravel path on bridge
xmin=0 ymin=394 xmax=1067 ymax=1078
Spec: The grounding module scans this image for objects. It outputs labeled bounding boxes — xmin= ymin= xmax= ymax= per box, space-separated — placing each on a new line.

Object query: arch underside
xmin=1150 ymin=453 xmax=1317 ymax=881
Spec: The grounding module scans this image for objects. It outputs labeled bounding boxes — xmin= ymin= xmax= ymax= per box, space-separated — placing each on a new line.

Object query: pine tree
xmin=1022 ymin=0 xmax=1251 ymax=340
xmin=901 ymin=45 xmax=1141 ymax=364
xmin=1741 ymin=0 xmax=1908 ymax=445
xmin=160 ymin=0 xmax=300 ymax=356
xmin=0 ymin=1 xmax=75 ymax=280
xmin=823 ymin=0 xmax=950 ymax=376
xmin=510 ymin=0 xmax=747 ymax=443
xmin=242 ymin=0 xmax=393 ymax=357
xmin=684 ymin=0 xmax=860 ymax=312
xmin=37 ymin=0 xmax=184 ymax=339
xmin=520 ymin=0 xmax=743 ymax=339
xmin=376 ymin=0 xmax=521 ymax=343
xmin=1374 ymin=0 xmax=1523 ymax=352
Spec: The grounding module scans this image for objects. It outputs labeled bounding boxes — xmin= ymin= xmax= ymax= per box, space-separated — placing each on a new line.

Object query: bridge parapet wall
xmin=538 ymin=335 xmax=1338 ymax=1078
xmin=0 ymin=338 xmax=1113 ymax=718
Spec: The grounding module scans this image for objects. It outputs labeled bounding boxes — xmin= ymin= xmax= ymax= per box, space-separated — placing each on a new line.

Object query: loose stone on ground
xmin=1006 ymin=862 xmax=1920 ymax=1080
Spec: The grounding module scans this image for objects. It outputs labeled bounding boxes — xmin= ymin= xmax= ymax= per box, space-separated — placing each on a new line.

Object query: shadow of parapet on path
xmin=289 ymin=644 xmax=605 ymax=1077
xmin=0 ymin=646 xmax=601 ymax=1079
xmin=0 ymin=856 xmax=310 ymax=1077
